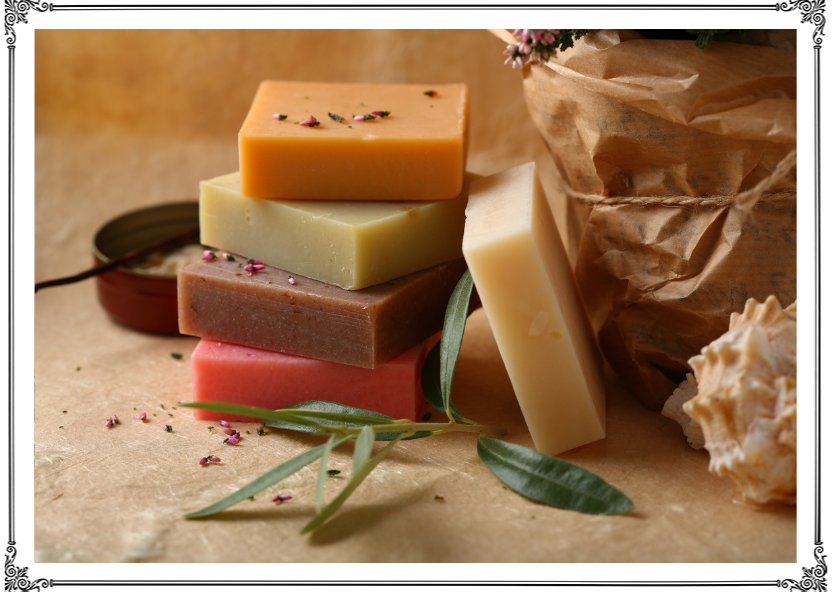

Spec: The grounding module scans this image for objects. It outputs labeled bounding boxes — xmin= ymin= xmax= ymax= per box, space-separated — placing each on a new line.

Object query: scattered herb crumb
xmin=422 ymin=412 xmax=431 ymax=422
xmin=58 ymin=426 xmax=63 ymax=429
xmin=256 ymin=427 xmax=265 ymax=435
xmin=75 ymin=366 xmax=81 ymax=371
xmin=246 ymin=430 xmax=250 ymax=434
xmin=168 ymin=413 xmax=174 ymax=417
xmin=359 ymin=102 xmax=364 ymax=106
xmin=328 ymin=112 xmax=345 ymax=123
xmin=434 ymin=494 xmax=445 ymax=501
xmin=348 ymin=125 xmax=352 ymax=129
xmin=170 ymin=353 xmax=183 ymax=360
xmin=327 ymin=469 xmax=341 ymax=477
xmin=208 ymin=426 xmax=214 ymax=432
xmin=133 ymin=407 xmax=137 ymax=411
xmin=304 ymin=96 xmax=309 ymax=99
xmin=153 ymin=414 xmax=157 ymax=417
xmin=160 ymin=404 xmax=165 ymax=409
xmin=62 ymin=410 xmax=67 ymax=414
xmin=424 ymin=90 xmax=437 ymax=97
xmin=162 ymin=424 xmax=173 ymax=432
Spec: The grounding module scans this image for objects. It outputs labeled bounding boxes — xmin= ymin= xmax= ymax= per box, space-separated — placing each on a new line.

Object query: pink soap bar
xmin=190 ymin=338 xmax=429 ymax=422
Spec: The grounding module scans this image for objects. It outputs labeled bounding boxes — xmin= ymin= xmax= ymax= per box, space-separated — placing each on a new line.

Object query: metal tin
xmin=93 ymin=202 xmax=199 ymax=334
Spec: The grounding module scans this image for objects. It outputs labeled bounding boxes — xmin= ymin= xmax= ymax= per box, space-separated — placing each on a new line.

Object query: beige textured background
xmin=34 ymin=29 xmax=795 ymax=563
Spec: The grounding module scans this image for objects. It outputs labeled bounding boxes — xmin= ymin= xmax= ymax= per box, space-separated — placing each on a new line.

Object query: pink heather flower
xmin=244 ymin=263 xmax=266 ymax=276
xmin=288 ymin=276 xmax=295 ymax=285
xmin=272 ymin=494 xmax=292 ymax=503
xmin=224 ymin=436 xmax=240 ymax=445
xmin=111 ymin=414 xmax=119 ymax=424
xmin=209 ymin=456 xmax=221 ymax=463
xmin=273 ymin=113 xmax=288 ymax=121
xmin=222 ymin=428 xmax=235 ymax=436
xmin=162 ymin=424 xmax=172 ymax=432
xmin=105 ymin=419 xmax=113 ymax=428
xmin=133 ymin=412 xmax=147 ymax=421
xmin=299 ymin=115 xmax=320 ymax=128
xmin=199 ymin=457 xmax=207 ymax=466
xmin=202 ymin=250 xmax=217 ymax=261
xmin=220 ymin=420 xmax=230 ymax=428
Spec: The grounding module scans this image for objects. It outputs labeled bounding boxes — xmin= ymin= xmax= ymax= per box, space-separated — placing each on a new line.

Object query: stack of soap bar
xmin=190 ymin=339 xmax=429 ymax=422
xmin=185 ymin=80 xmax=471 ymax=423
xmin=462 ymin=162 xmax=605 ymax=456
xmin=199 ymin=171 xmax=471 ymax=290
xmin=239 ymin=81 xmax=468 ymax=201
xmin=178 ymin=256 xmax=467 ymax=368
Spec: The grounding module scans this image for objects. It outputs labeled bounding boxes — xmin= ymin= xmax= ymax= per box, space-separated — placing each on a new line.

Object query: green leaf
xmin=300 ymin=431 xmax=410 ymax=534
xmin=439 ymin=269 xmax=474 ymax=420
xmin=316 ymin=436 xmax=335 ymax=513
xmin=353 ymin=426 xmax=374 ymax=474
xmin=477 ymin=437 xmax=633 ymax=515
xmin=262 ymin=400 xmax=432 ymax=441
xmin=178 ymin=401 xmax=325 ymax=429
xmin=184 ymin=436 xmax=351 ymax=518
xmin=421 ymin=342 xmax=466 ymax=422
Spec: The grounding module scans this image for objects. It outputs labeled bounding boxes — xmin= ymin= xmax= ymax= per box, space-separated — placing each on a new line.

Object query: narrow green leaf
xmin=353 ymin=426 xmax=374 ymax=474
xmin=421 ymin=342 xmax=465 ymax=422
xmin=300 ymin=432 xmax=410 ymax=534
xmin=263 ymin=401 xmax=431 ymax=441
xmin=178 ymin=401 xmax=324 ymax=429
xmin=316 ymin=436 xmax=335 ymax=514
xmin=184 ymin=436 xmax=351 ymax=518
xmin=439 ymin=269 xmax=474 ymax=420
xmin=477 ymin=437 xmax=633 ymax=515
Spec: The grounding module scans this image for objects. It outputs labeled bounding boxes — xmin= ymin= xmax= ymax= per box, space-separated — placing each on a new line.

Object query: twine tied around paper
xmin=569 ymin=149 xmax=797 ymax=211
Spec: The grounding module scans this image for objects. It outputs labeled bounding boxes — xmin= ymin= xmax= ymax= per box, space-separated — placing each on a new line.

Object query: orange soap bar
xmin=239 ymin=81 xmax=468 ymax=201
xmin=190 ymin=339 xmax=428 ymax=422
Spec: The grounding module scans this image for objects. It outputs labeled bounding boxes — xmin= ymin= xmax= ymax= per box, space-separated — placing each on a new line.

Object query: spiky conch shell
xmin=681 ymin=296 xmax=796 ymax=505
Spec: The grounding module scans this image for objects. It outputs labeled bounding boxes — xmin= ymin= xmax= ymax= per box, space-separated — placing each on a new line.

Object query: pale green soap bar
xmin=199 ymin=172 xmax=471 ymax=290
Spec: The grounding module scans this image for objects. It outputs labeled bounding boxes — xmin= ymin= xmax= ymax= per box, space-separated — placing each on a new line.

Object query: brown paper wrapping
xmin=514 ymin=29 xmax=797 ymax=409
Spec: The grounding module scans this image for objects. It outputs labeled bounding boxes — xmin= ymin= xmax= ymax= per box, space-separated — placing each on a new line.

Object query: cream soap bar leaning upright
xmin=462 ymin=162 xmax=605 ymax=456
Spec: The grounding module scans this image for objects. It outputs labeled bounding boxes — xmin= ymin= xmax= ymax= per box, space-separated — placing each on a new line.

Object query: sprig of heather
xmin=503 ymin=29 xmax=592 ymax=68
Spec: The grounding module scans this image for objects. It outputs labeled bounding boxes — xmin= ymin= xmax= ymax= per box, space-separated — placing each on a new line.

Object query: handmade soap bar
xmin=190 ymin=339 xmax=428 ymax=422
xmin=462 ymin=162 xmax=605 ymax=456
xmin=238 ymin=81 xmax=468 ymax=201
xmin=178 ymin=256 xmax=467 ymax=369
xmin=200 ymin=171 xmax=471 ymax=290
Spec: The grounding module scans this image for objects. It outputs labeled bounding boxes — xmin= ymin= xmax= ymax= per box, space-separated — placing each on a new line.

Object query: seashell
xmin=662 ymin=373 xmax=706 ymax=449
xmin=681 ymin=296 xmax=797 ymax=505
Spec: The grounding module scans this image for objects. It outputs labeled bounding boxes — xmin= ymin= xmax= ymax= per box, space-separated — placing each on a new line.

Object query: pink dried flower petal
xmin=202 ymin=250 xmax=217 ymax=261
xmin=222 ymin=428 xmax=235 ymax=436
xmin=209 ymin=456 xmax=221 ymax=463
xmin=199 ymin=457 xmax=207 ymax=466
xmin=288 ymin=276 xmax=295 ymax=285
xmin=105 ymin=419 xmax=113 ymax=428
xmin=220 ymin=420 xmax=230 ymax=428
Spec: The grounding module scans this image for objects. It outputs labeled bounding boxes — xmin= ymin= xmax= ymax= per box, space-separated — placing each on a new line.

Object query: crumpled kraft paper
xmin=503 ymin=29 xmax=797 ymax=409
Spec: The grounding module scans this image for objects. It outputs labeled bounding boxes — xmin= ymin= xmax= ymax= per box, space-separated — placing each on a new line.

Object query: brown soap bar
xmin=178 ymin=256 xmax=467 ymax=369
